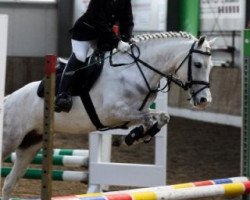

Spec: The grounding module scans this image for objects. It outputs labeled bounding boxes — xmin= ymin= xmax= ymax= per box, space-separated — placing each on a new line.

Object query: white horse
xmin=2 ymin=32 xmax=214 ymax=199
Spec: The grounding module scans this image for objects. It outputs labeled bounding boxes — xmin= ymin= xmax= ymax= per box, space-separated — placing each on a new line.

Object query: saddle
xmin=37 ymin=50 xmax=104 ymax=97
xmin=37 ymin=51 xmax=128 ymax=131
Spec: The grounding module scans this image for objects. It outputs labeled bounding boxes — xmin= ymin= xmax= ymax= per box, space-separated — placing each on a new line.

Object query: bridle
xmin=109 ymin=40 xmax=211 ymax=111
xmin=172 ymin=41 xmax=211 ymax=99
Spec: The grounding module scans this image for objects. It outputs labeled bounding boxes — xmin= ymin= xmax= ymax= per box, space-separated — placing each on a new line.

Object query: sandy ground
xmin=1 ymin=117 xmax=242 ymax=200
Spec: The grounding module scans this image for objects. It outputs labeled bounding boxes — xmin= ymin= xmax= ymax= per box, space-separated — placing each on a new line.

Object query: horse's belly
xmin=54 ymin=104 xmax=96 ymax=134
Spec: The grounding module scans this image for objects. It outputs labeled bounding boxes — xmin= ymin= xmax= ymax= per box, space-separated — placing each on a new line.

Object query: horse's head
xmin=175 ymin=36 xmax=215 ymax=109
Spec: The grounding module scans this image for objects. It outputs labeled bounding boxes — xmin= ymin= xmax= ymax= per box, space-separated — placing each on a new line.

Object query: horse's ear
xmin=208 ymin=38 xmax=217 ymax=47
xmin=198 ymin=36 xmax=206 ymax=47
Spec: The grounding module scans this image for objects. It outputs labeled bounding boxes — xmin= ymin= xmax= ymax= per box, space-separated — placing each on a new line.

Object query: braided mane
xmin=133 ymin=31 xmax=196 ymax=43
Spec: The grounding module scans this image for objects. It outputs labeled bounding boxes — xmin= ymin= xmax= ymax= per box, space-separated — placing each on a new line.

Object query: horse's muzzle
xmin=193 ymin=94 xmax=212 ymax=109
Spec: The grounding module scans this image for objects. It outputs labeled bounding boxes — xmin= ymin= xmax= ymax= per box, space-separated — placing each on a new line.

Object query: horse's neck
xmin=134 ymin=39 xmax=193 ymax=86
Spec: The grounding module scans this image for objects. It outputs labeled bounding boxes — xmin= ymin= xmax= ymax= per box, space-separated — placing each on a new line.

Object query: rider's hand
xmin=130 ymin=37 xmax=138 ymax=43
xmin=117 ymin=40 xmax=130 ymax=52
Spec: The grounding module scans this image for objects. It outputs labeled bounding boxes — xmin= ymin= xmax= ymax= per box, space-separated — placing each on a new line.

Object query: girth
xmin=80 ymin=91 xmax=129 ymax=131
xmin=78 ymin=51 xmax=128 ymax=131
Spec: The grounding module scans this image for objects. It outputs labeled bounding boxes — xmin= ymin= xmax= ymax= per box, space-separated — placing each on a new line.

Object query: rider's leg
xmin=55 ymin=39 xmax=91 ymax=112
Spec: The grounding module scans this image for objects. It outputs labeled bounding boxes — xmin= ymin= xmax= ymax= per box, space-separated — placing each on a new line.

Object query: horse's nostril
xmin=200 ymin=97 xmax=207 ymax=103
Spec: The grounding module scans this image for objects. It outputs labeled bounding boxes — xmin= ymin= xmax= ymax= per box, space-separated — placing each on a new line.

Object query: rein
xmin=110 ymin=41 xmax=211 ymax=110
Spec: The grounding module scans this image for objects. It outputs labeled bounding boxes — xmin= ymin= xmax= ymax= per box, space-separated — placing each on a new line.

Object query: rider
xmin=55 ymin=0 xmax=134 ymax=112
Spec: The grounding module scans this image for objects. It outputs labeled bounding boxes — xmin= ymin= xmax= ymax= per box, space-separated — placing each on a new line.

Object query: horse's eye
xmin=194 ymin=62 xmax=202 ymax=68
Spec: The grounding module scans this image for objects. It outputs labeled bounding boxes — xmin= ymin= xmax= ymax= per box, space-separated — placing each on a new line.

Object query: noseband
xmin=109 ymin=41 xmax=211 ymax=110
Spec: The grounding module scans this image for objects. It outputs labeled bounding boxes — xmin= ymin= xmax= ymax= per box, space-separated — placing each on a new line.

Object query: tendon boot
xmin=55 ymin=53 xmax=85 ymax=112
xmin=125 ymin=125 xmax=144 ymax=146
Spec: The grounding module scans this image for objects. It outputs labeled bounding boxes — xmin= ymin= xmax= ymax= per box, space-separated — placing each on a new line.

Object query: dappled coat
xmin=71 ymin=0 xmax=134 ymax=50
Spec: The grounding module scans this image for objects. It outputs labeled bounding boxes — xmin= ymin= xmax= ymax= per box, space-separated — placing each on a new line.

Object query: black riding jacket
xmin=71 ymin=0 xmax=134 ymax=49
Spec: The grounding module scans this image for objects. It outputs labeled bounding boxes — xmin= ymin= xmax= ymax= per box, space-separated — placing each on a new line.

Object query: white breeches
xmin=71 ymin=39 xmax=96 ymax=62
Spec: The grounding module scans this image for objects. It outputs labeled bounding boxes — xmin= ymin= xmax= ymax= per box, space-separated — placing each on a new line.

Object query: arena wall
xmin=5 ymin=57 xmax=44 ymax=94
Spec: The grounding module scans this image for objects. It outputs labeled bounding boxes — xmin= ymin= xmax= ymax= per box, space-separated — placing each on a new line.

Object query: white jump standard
xmin=0 ymin=14 xmax=8 ymax=188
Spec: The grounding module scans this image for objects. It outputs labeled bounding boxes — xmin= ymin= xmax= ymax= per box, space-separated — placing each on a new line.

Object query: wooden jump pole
xmin=41 ymin=55 xmax=56 ymax=200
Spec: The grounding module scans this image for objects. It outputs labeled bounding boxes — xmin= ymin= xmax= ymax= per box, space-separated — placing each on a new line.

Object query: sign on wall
xmin=73 ymin=0 xmax=167 ymax=31
xmin=200 ymin=0 xmax=245 ymax=31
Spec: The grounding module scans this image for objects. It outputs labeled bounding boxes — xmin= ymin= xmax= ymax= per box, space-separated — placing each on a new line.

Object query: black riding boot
xmin=55 ymin=53 xmax=85 ymax=112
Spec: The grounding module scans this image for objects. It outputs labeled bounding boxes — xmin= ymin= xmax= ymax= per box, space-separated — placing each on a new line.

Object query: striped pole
xmin=107 ymin=176 xmax=249 ymax=193
xmin=0 ymin=198 xmax=40 ymax=200
xmin=52 ymin=179 xmax=250 ymax=200
xmin=1 ymin=167 xmax=88 ymax=182
xmin=5 ymin=154 xmax=89 ymax=167
xmin=38 ymin=149 xmax=89 ymax=157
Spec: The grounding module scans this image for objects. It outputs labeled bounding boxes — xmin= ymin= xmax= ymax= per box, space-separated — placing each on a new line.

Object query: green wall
xmin=168 ymin=0 xmax=200 ymax=36
xmin=180 ymin=0 xmax=200 ymax=36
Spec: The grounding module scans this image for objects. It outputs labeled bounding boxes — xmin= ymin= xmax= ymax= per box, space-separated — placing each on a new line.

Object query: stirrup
xmin=55 ymin=92 xmax=72 ymax=113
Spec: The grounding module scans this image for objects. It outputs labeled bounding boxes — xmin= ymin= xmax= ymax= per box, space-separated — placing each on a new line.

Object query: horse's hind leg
xmin=2 ymin=141 xmax=42 ymax=200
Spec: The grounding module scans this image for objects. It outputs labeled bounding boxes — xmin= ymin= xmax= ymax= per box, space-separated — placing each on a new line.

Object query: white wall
xmin=0 ymin=3 xmax=57 ymax=57
xmin=200 ymin=0 xmax=245 ymax=67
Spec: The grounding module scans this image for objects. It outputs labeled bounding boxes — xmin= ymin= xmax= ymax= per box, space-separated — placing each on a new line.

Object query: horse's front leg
xmin=109 ymin=103 xmax=169 ymax=145
xmin=141 ymin=112 xmax=170 ymax=143
xmin=125 ymin=111 xmax=170 ymax=145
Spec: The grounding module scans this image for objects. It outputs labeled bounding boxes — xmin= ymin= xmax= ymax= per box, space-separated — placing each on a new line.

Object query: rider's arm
xmin=90 ymin=0 xmax=120 ymax=48
xmin=119 ymin=0 xmax=134 ymax=42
